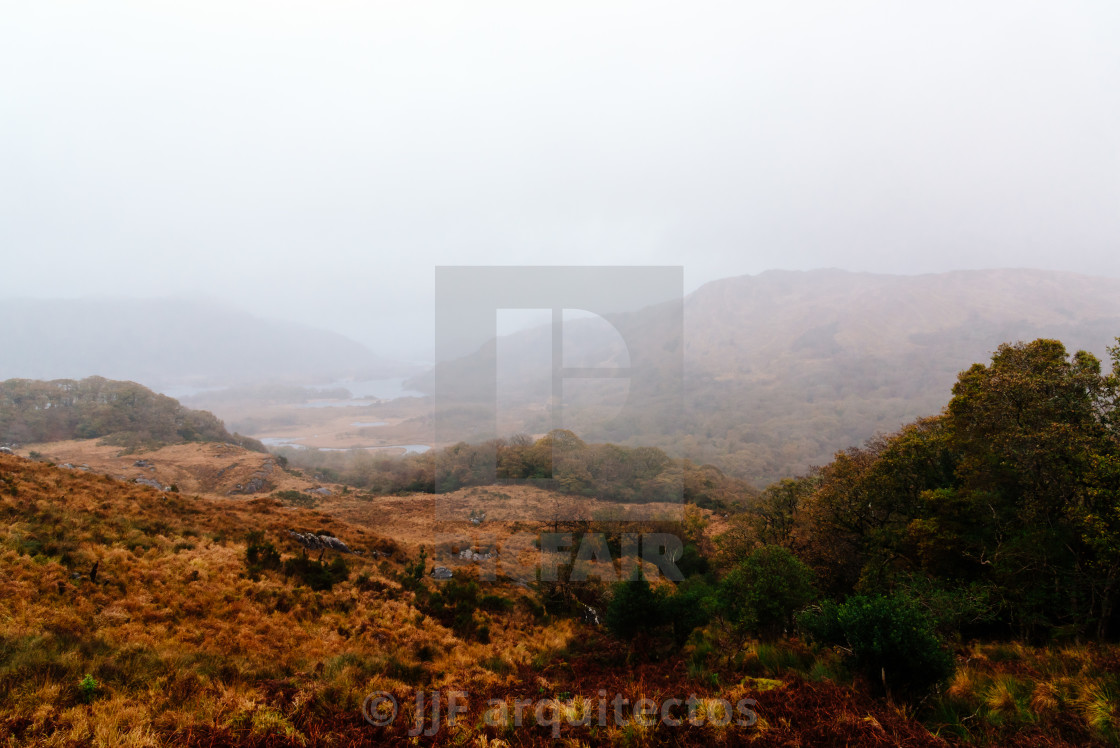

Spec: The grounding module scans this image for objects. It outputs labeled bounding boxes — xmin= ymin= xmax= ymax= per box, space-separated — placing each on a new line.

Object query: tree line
xmin=277 ymin=430 xmax=755 ymax=509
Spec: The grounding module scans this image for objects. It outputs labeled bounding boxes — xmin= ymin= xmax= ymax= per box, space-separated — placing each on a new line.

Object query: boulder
xmin=287 ymin=530 xmax=356 ymax=554
xmin=229 ymin=476 xmax=271 ymax=495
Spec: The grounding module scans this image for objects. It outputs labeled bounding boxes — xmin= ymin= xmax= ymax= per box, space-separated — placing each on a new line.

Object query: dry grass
xmin=15 ymin=439 xmax=319 ymax=496
xmin=926 ymin=641 xmax=1120 ymax=746
xmin=3 ymin=451 xmax=1119 ymax=747
xmin=2 ymin=451 xmax=721 ymax=746
xmin=1030 ymin=681 xmax=1061 ymax=714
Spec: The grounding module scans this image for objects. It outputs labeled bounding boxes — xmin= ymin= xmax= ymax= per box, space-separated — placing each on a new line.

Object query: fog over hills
xmin=678 ymin=268 xmax=1120 ymax=483
xmin=0 ymin=298 xmax=409 ymax=392
xmin=419 ymin=268 xmax=1120 ymax=486
xmin=6 ymin=269 xmax=1120 ymax=487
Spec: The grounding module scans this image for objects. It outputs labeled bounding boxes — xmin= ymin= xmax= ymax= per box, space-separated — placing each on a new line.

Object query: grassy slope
xmin=15 ymin=440 xmax=313 ymax=497
xmin=1 ymin=452 xmax=1116 ymax=747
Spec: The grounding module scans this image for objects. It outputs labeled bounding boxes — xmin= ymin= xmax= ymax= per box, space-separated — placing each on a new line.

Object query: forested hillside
xmin=0 ymin=377 xmax=264 ymax=452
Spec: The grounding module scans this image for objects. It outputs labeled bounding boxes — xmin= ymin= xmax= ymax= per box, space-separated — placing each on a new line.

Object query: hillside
xmin=413 ymin=269 xmax=1120 ymax=486
xmin=0 ymin=452 xmax=937 ymax=747
xmin=3 ymin=425 xmax=1117 ymax=746
xmin=5 ymin=332 xmax=1120 ymax=747
xmin=13 ymin=440 xmax=314 ymax=497
xmin=0 ymin=377 xmax=264 ymax=452
xmin=678 ymin=268 xmax=1120 ymax=482
xmin=0 ymin=298 xmax=406 ymax=390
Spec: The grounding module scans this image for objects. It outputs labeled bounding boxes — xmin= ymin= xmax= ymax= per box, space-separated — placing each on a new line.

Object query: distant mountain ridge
xmin=0 ymin=298 xmax=405 ymax=390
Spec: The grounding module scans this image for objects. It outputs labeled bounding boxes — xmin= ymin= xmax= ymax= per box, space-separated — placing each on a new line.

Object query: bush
xmin=799 ymin=593 xmax=953 ymax=699
xmin=718 ymin=545 xmax=816 ymax=640
xmin=605 ymin=569 xmax=666 ymax=640
xmin=272 ymin=489 xmax=319 ymax=507
xmin=663 ymin=578 xmax=714 ymax=647
xmin=282 ymin=555 xmax=348 ymax=591
xmin=245 ymin=531 xmax=281 ymax=576
xmin=79 ymin=673 xmax=99 ymax=703
xmin=399 ymin=547 xmax=428 ymax=592
xmin=426 ymin=578 xmax=490 ymax=641
xmin=479 ymin=593 xmax=514 ymax=612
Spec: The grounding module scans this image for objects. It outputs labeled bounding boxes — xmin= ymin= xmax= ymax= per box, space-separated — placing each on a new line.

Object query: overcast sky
xmin=2 ymin=1 xmax=1118 ymax=360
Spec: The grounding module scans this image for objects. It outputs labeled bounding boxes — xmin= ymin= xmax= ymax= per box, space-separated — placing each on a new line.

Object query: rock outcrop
xmin=287 ymin=530 xmax=357 ymax=554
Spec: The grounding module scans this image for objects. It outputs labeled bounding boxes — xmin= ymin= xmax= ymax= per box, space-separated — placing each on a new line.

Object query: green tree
xmin=717 ymin=545 xmax=816 ymax=641
xmin=796 ymin=417 xmax=954 ymax=596
xmin=753 ymin=477 xmax=815 ymax=547
xmin=794 ymin=338 xmax=1120 ymax=639
xmin=946 ymin=339 xmax=1120 ymax=638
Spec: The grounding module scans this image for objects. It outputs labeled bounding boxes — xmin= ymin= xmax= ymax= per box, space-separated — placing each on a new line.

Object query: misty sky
xmin=3 ymin=1 xmax=1119 ymax=360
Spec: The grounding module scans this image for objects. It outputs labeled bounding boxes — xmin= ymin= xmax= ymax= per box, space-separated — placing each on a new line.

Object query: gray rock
xmin=229 ymin=476 xmax=270 ymax=495
xmin=0 ymin=447 xmax=14 ymax=455
xmin=431 ymin=567 xmax=454 ymax=580
xmin=134 ymin=477 xmax=167 ymax=491
xmin=287 ymin=530 xmax=357 ymax=554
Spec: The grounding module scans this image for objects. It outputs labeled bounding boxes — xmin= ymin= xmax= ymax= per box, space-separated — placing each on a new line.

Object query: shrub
xmin=79 ymin=673 xmax=99 ymax=703
xmin=800 ymin=593 xmax=953 ymax=699
xmin=718 ymin=545 xmax=816 ymax=640
xmin=479 ymin=593 xmax=514 ymax=612
xmin=399 ymin=547 xmax=428 ymax=591
xmin=245 ymin=531 xmax=281 ymax=576
xmin=605 ymin=569 xmax=665 ymax=640
xmin=272 ymin=490 xmax=318 ymax=508
xmin=426 ymin=578 xmax=490 ymax=641
xmin=663 ymin=578 xmax=714 ymax=647
xmin=282 ymin=555 xmax=348 ymax=591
